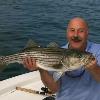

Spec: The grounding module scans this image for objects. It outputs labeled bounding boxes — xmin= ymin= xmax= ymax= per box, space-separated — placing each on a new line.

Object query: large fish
xmin=0 ymin=40 xmax=95 ymax=72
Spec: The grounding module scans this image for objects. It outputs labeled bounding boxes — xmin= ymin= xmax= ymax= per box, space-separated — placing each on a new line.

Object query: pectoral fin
xmin=47 ymin=42 xmax=59 ymax=48
xmin=52 ymin=63 xmax=63 ymax=69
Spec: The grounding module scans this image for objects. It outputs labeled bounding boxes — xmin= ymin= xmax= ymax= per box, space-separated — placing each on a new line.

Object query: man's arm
xmin=23 ymin=57 xmax=60 ymax=93
xmin=39 ymin=69 xmax=60 ymax=93
xmin=86 ymin=59 xmax=100 ymax=82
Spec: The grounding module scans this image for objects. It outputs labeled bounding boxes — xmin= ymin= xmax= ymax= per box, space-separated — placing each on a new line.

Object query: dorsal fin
xmin=47 ymin=42 xmax=59 ymax=48
xmin=25 ymin=39 xmax=40 ymax=49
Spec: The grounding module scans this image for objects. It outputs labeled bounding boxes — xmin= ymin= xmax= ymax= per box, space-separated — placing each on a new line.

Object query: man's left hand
xmin=85 ymin=58 xmax=97 ymax=71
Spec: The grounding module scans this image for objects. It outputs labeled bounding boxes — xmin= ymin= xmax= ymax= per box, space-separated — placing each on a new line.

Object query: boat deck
xmin=0 ymin=71 xmax=50 ymax=100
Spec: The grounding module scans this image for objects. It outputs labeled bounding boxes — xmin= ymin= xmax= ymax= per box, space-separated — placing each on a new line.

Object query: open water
xmin=0 ymin=0 xmax=100 ymax=80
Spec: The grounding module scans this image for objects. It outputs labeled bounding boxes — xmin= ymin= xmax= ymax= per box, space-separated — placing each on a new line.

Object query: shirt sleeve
xmin=95 ymin=50 xmax=100 ymax=66
xmin=96 ymin=56 xmax=100 ymax=66
xmin=48 ymin=71 xmax=62 ymax=81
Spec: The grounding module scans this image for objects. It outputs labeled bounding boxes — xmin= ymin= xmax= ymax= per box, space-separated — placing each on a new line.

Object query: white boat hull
xmin=0 ymin=71 xmax=48 ymax=100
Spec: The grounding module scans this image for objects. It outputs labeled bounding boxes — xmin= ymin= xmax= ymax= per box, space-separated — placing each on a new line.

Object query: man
xmin=23 ymin=17 xmax=100 ymax=100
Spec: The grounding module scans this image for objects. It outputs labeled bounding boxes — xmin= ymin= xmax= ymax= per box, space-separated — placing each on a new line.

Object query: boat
xmin=0 ymin=71 xmax=55 ymax=100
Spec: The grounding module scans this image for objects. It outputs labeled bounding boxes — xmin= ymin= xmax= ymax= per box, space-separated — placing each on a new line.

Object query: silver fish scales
xmin=0 ymin=45 xmax=95 ymax=73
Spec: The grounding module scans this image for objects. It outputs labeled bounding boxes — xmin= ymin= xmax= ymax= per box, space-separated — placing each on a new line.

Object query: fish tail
xmin=0 ymin=56 xmax=7 ymax=71
xmin=0 ymin=56 xmax=4 ymax=65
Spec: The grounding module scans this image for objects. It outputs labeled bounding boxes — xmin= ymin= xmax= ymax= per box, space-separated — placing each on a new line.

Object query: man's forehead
xmin=68 ymin=26 xmax=86 ymax=29
xmin=69 ymin=17 xmax=86 ymax=23
xmin=68 ymin=18 xmax=88 ymax=28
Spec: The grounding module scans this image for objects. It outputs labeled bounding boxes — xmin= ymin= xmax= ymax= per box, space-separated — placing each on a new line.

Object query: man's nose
xmin=74 ymin=30 xmax=78 ymax=37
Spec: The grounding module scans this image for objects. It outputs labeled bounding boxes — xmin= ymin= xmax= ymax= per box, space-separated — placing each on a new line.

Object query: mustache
xmin=71 ymin=36 xmax=82 ymax=41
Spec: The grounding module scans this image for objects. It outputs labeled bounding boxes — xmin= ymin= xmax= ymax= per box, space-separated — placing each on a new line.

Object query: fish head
xmin=61 ymin=50 xmax=95 ymax=71
xmin=80 ymin=52 xmax=95 ymax=66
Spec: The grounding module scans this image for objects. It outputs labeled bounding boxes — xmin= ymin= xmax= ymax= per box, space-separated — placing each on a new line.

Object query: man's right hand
xmin=23 ymin=57 xmax=59 ymax=93
xmin=23 ymin=57 xmax=39 ymax=71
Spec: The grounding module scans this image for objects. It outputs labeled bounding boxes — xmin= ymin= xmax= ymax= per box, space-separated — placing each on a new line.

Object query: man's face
xmin=67 ymin=18 xmax=88 ymax=50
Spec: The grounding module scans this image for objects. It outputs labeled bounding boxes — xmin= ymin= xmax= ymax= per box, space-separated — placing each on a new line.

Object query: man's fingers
xmin=27 ymin=57 xmax=33 ymax=67
xmin=85 ymin=59 xmax=97 ymax=70
xmin=23 ymin=57 xmax=38 ymax=71
xmin=23 ymin=57 xmax=30 ymax=68
xmin=23 ymin=57 xmax=31 ymax=65
xmin=31 ymin=57 xmax=36 ymax=66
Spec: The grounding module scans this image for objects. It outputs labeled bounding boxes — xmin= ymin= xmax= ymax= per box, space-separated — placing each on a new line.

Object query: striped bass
xmin=0 ymin=40 xmax=95 ymax=72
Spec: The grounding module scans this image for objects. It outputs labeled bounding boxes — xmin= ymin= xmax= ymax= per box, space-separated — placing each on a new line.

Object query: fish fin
xmin=52 ymin=63 xmax=64 ymax=69
xmin=0 ymin=56 xmax=7 ymax=72
xmin=25 ymin=39 xmax=40 ymax=48
xmin=47 ymin=42 xmax=59 ymax=48
xmin=22 ymin=39 xmax=40 ymax=51
xmin=0 ymin=64 xmax=7 ymax=72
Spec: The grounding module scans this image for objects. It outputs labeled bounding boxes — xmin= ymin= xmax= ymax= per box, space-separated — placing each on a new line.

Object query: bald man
xmin=23 ymin=17 xmax=100 ymax=100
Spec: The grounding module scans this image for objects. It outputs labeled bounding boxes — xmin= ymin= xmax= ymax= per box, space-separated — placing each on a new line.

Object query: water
xmin=0 ymin=0 xmax=100 ymax=80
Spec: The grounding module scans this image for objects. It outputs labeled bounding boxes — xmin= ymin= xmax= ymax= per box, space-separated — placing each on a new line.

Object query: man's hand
xmin=85 ymin=58 xmax=100 ymax=82
xmin=23 ymin=57 xmax=39 ymax=71
xmin=85 ymin=58 xmax=97 ymax=71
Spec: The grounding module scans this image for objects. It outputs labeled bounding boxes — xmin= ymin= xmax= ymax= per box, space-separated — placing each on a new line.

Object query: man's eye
xmin=70 ymin=29 xmax=75 ymax=32
xmin=79 ymin=29 xmax=85 ymax=33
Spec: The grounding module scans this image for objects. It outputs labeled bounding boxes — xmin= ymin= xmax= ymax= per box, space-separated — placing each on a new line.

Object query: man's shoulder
xmin=61 ymin=43 xmax=68 ymax=49
xmin=88 ymin=41 xmax=100 ymax=54
xmin=89 ymin=41 xmax=100 ymax=49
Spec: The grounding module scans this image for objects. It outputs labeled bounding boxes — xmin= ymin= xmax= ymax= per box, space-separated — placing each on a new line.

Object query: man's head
xmin=66 ymin=17 xmax=88 ymax=51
